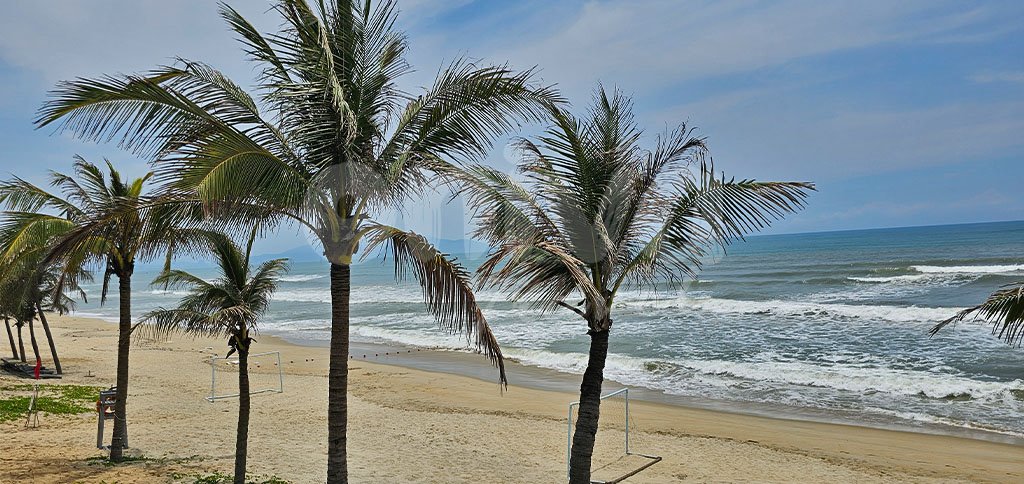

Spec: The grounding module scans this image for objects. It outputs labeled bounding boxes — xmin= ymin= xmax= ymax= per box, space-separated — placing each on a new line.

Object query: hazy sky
xmin=1 ymin=0 xmax=1023 ymax=255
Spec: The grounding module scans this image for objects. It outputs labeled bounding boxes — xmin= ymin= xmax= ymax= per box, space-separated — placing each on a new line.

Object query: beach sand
xmin=2 ymin=315 xmax=1022 ymax=483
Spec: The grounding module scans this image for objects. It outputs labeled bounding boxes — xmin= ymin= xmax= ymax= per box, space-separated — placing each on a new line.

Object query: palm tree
xmin=35 ymin=1 xmax=558 ymax=479
xmin=10 ymin=256 xmax=92 ymax=376
xmin=3 ymin=316 xmax=15 ymax=359
xmin=453 ymin=88 xmax=814 ymax=483
xmin=0 ymin=158 xmax=191 ymax=461
xmin=2 ymin=281 xmax=20 ymax=359
xmin=141 ymin=230 xmax=286 ymax=484
xmin=932 ymin=283 xmax=1024 ymax=347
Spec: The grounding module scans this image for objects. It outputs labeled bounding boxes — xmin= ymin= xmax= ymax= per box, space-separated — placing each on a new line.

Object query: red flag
xmin=33 ymin=358 xmax=41 ymax=380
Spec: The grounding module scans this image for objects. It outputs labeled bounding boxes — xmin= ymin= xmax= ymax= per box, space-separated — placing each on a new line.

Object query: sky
xmin=0 ymin=0 xmax=1022 ymax=256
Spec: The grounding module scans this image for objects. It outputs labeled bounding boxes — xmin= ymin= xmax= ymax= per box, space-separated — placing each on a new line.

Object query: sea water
xmin=75 ymin=220 xmax=1024 ymax=439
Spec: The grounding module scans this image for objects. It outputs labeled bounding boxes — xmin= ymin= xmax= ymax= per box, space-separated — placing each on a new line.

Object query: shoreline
xmin=3 ymin=315 xmax=1023 ymax=483
xmin=272 ymin=329 xmax=1024 ymax=447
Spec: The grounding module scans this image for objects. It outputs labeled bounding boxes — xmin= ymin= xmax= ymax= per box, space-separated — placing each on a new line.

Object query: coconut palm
xmin=932 ymin=283 xmax=1024 ymax=347
xmin=0 ymin=157 xmax=194 ymax=461
xmin=2 ymin=281 xmax=21 ymax=359
xmin=5 ymin=256 xmax=92 ymax=375
xmin=453 ymin=88 xmax=815 ymax=483
xmin=35 ymin=0 xmax=558 ymax=479
xmin=3 ymin=316 xmax=15 ymax=359
xmin=141 ymin=230 xmax=286 ymax=484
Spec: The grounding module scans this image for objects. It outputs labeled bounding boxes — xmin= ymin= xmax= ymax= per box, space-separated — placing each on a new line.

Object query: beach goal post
xmin=567 ymin=388 xmax=661 ymax=483
xmin=207 ymin=351 xmax=284 ymax=402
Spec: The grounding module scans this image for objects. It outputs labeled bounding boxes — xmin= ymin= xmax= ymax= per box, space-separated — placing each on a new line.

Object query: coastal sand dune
xmin=2 ymin=316 xmax=1021 ymax=483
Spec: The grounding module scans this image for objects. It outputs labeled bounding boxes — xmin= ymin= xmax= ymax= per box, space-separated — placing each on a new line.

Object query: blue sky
xmin=1 ymin=0 xmax=1023 ymax=255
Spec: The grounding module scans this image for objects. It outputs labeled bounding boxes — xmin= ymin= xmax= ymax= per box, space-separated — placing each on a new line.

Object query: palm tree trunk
xmin=109 ymin=273 xmax=132 ymax=461
xmin=36 ymin=304 xmax=62 ymax=374
xmin=568 ymin=328 xmax=610 ymax=484
xmin=233 ymin=341 xmax=250 ymax=484
xmin=4 ymin=317 xmax=16 ymax=359
xmin=27 ymin=317 xmax=41 ymax=365
xmin=16 ymin=323 xmax=26 ymax=362
xmin=327 ymin=263 xmax=351 ymax=484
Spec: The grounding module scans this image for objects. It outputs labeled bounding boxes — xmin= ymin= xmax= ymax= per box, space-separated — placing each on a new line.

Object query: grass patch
xmin=84 ymin=455 xmax=159 ymax=467
xmin=171 ymin=472 xmax=289 ymax=484
xmin=0 ymin=384 xmax=103 ymax=423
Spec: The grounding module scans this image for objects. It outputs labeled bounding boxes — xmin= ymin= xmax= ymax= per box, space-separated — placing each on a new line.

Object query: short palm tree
xmin=0 ymin=157 xmax=192 ymax=461
xmin=932 ymin=283 xmax=1024 ymax=347
xmin=36 ymin=1 xmax=558 ymax=479
xmin=142 ymin=230 xmax=286 ymax=484
xmin=455 ymin=88 xmax=814 ymax=483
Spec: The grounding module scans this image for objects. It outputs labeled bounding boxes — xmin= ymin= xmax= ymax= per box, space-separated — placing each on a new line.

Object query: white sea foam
xmin=621 ymin=295 xmax=961 ymax=323
xmin=678 ymin=358 xmax=1024 ymax=401
xmin=148 ymin=289 xmax=190 ymax=296
xmin=862 ymin=407 xmax=1024 ymax=438
xmin=278 ymin=274 xmax=326 ymax=282
xmin=911 ymin=264 xmax=1024 ymax=274
xmin=848 ymin=275 xmax=932 ymax=283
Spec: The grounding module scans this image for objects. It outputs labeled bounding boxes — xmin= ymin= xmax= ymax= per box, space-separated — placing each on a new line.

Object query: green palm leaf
xmin=932 ymin=282 xmax=1024 ymax=347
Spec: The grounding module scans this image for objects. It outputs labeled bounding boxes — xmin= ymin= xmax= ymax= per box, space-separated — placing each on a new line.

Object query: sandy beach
xmin=2 ymin=315 xmax=1022 ymax=483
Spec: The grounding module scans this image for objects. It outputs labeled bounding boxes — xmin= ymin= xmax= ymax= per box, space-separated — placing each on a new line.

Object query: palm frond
xmin=361 ymin=224 xmax=506 ymax=384
xmin=932 ymin=282 xmax=1024 ymax=347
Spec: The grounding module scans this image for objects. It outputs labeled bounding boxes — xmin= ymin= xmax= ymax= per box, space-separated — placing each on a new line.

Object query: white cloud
xmin=471 ymin=0 xmax=1010 ymax=95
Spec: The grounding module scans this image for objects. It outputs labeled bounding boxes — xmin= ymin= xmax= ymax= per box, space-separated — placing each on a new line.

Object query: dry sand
xmin=2 ymin=315 xmax=1022 ymax=483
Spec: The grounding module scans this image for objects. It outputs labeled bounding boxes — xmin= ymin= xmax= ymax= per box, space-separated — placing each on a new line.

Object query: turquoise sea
xmin=75 ymin=220 xmax=1024 ymax=440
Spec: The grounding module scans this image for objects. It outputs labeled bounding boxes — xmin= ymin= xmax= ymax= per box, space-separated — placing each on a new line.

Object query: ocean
xmin=74 ymin=220 xmax=1024 ymax=441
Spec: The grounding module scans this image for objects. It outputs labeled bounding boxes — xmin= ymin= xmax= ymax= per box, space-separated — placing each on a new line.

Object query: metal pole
xmin=277 ymin=351 xmax=283 ymax=393
xmin=624 ymin=389 xmax=630 ymax=455
xmin=210 ymin=355 xmax=216 ymax=403
xmin=567 ymin=402 xmax=575 ymax=480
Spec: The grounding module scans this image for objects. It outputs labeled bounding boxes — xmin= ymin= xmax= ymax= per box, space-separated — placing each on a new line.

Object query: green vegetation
xmin=0 ymin=384 xmax=103 ymax=422
xmin=84 ymin=455 xmax=158 ymax=467
xmin=171 ymin=472 xmax=289 ymax=484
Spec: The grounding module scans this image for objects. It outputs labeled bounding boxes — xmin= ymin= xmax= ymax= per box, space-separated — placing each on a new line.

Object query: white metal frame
xmin=207 ymin=351 xmax=284 ymax=402
xmin=567 ymin=388 xmax=662 ymax=483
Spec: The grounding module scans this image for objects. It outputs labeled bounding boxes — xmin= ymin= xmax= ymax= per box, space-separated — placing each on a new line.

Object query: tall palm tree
xmin=3 ymin=316 xmax=15 ymax=359
xmin=932 ymin=283 xmax=1024 ymax=347
xmin=35 ymin=1 xmax=558 ymax=479
xmin=2 ymin=281 xmax=20 ymax=359
xmin=0 ymin=158 xmax=191 ymax=461
xmin=142 ymin=230 xmax=286 ymax=484
xmin=454 ymin=88 xmax=814 ymax=483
